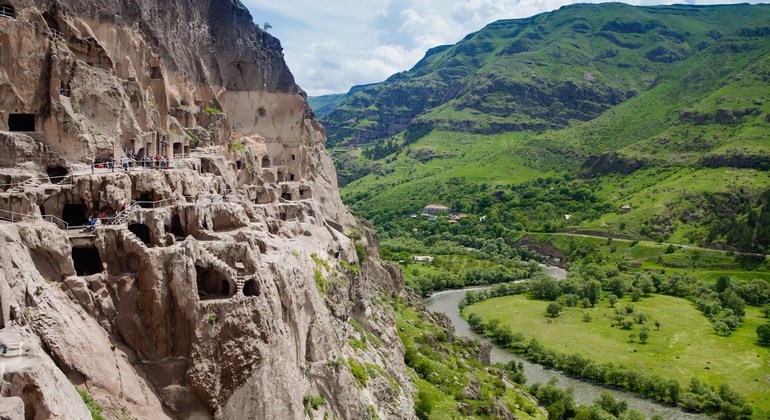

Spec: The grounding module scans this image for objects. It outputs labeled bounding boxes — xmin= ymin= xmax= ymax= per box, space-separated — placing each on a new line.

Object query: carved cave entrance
xmin=261 ymin=156 xmax=270 ymax=168
xmin=72 ymin=247 xmax=103 ymax=276
xmin=196 ymin=266 xmax=231 ymax=300
xmin=8 ymin=114 xmax=35 ymax=132
xmin=46 ymin=166 xmax=68 ymax=183
xmin=166 ymin=214 xmax=185 ymax=238
xmin=128 ymin=223 xmax=152 ymax=245
xmin=243 ymin=279 xmax=260 ymax=297
xmin=62 ymin=204 xmax=88 ymax=226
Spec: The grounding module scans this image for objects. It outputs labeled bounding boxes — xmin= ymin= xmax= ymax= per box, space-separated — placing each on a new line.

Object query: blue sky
xmin=240 ymin=0 xmax=762 ymax=96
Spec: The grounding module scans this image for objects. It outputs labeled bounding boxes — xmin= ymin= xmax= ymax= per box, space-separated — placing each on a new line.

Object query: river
xmin=423 ymin=265 xmax=707 ymax=419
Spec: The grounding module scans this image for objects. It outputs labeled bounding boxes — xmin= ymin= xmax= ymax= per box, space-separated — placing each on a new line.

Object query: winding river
xmin=424 ymin=265 xmax=707 ymax=419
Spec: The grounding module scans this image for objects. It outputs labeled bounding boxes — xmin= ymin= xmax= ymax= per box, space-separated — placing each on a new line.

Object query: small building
xmin=423 ymin=204 xmax=450 ymax=215
xmin=621 ymin=205 xmax=632 ymax=214
xmin=412 ymin=256 xmax=434 ymax=263
xmin=564 ymin=214 xmax=572 ymax=220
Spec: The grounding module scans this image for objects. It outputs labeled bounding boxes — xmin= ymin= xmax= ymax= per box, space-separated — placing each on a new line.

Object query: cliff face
xmin=0 ymin=1 xmax=416 ymax=419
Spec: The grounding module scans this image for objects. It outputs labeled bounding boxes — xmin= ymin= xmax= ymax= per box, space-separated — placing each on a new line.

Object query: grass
xmin=395 ymin=301 xmax=544 ymax=419
xmin=466 ymin=293 xmax=770 ymax=417
xmin=520 ymin=232 xmax=770 ymax=283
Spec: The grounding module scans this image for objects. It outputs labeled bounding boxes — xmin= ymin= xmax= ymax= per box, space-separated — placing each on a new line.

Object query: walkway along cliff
xmin=0 ymin=1 xmax=419 ymax=418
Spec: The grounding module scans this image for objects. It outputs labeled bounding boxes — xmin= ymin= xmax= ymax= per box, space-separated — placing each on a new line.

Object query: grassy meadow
xmin=466 ymin=293 xmax=770 ymax=417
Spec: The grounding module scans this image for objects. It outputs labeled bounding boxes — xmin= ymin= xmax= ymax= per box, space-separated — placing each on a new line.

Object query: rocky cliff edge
xmin=0 ymin=1 xmax=416 ymax=418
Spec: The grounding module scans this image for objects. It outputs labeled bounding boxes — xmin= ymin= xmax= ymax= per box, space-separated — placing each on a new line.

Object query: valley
xmin=312 ymin=2 xmax=770 ymax=419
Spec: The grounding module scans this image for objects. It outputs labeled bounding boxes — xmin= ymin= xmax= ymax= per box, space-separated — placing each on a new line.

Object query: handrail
xmin=0 ymin=6 xmax=15 ymax=19
xmin=0 ymin=209 xmax=69 ymax=230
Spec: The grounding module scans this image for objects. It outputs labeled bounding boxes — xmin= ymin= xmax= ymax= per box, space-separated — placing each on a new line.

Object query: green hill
xmin=317 ymin=3 xmax=770 ymax=250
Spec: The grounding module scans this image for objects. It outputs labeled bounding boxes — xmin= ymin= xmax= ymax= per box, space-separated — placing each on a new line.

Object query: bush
xmin=546 ymin=302 xmax=563 ymax=317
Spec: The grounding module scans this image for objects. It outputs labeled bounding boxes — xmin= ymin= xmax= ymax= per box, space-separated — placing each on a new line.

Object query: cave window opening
xmin=281 ymin=193 xmax=292 ymax=201
xmin=277 ymin=171 xmax=285 ymax=182
xmin=0 ymin=5 xmax=15 ymax=19
xmin=291 ymin=154 xmax=295 ymax=161
xmin=8 ymin=114 xmax=35 ymax=132
xmin=243 ymin=279 xmax=259 ymax=297
xmin=173 ymin=142 xmax=182 ymax=156
xmin=62 ymin=203 xmax=87 ymax=226
xmin=100 ymin=206 xmax=115 ymax=217
xmin=196 ymin=266 xmax=232 ymax=300
xmin=72 ymin=247 xmax=103 ymax=276
xmin=128 ymin=223 xmax=152 ymax=245
xmin=280 ymin=212 xmax=287 ymax=221
xmin=258 ymin=107 xmax=266 ymax=117
xmin=167 ymin=214 xmax=185 ymax=238
xmin=46 ymin=166 xmax=68 ymax=184
xmin=151 ymin=66 xmax=163 ymax=79
xmin=261 ymin=156 xmax=270 ymax=168
xmin=235 ymin=161 xmax=242 ymax=170
xmin=289 ymin=173 xmax=295 ymax=181
xmin=138 ymin=192 xmax=154 ymax=208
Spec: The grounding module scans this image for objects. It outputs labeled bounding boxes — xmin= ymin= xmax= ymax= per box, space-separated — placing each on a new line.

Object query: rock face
xmin=0 ymin=1 xmax=415 ymax=419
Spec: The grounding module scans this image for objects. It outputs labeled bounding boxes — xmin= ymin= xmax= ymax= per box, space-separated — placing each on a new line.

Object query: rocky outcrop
xmin=0 ymin=1 xmax=416 ymax=419
xmin=577 ymin=151 xmax=650 ymax=177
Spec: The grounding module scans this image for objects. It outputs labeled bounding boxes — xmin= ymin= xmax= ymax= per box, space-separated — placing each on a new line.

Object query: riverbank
xmin=424 ymin=287 xmax=710 ymax=419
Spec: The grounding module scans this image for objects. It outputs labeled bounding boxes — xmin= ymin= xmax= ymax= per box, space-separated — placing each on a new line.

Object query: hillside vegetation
xmin=312 ymin=3 xmax=770 ymax=253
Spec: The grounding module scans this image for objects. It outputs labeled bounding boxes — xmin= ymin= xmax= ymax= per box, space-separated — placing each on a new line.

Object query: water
xmin=424 ymin=266 xmax=707 ymax=420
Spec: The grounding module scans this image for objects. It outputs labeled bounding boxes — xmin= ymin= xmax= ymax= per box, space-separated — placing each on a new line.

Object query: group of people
xmin=92 ymin=155 xmax=173 ymax=173
xmin=84 ymin=201 xmax=134 ymax=232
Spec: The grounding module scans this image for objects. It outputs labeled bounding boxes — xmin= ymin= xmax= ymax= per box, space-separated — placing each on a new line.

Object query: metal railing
xmin=50 ymin=28 xmax=64 ymax=41
xmin=0 ymin=209 xmax=69 ymax=230
xmin=0 ymin=6 xmax=15 ymax=19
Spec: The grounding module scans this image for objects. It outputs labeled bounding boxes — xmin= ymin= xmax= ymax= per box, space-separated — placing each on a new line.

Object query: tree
xmin=585 ymin=280 xmax=602 ymax=306
xmin=713 ymin=321 xmax=730 ymax=336
xmin=263 ymin=22 xmax=272 ymax=30
xmin=655 ymin=320 xmax=661 ymax=331
xmin=762 ymin=305 xmax=770 ymax=318
xmin=547 ymin=302 xmax=563 ymax=317
xmin=634 ymin=311 xmax=648 ymax=324
xmin=608 ymin=294 xmax=618 ymax=307
xmin=583 ymin=312 xmax=592 ymax=323
xmin=629 ymin=333 xmax=637 ymax=342
xmin=639 ymin=326 xmax=650 ymax=344
xmin=757 ymin=323 xmax=770 ymax=345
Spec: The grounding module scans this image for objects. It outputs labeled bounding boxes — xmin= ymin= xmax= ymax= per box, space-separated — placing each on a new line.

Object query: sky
xmin=240 ymin=0 xmax=762 ymax=96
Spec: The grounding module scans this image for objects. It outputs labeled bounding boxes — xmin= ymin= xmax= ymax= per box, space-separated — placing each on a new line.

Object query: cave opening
xmin=0 ymin=5 xmax=16 ymax=19
xmin=72 ymin=247 xmax=103 ymax=276
xmin=46 ymin=166 xmax=68 ymax=183
xmin=62 ymin=203 xmax=88 ymax=226
xmin=243 ymin=279 xmax=260 ymax=297
xmin=277 ymin=170 xmax=285 ymax=182
xmin=235 ymin=160 xmax=242 ymax=170
xmin=167 ymin=214 xmax=185 ymax=238
xmin=261 ymin=156 xmax=270 ymax=168
xmin=151 ymin=66 xmax=163 ymax=79
xmin=137 ymin=192 xmax=157 ymax=208
xmin=195 ymin=266 xmax=232 ymax=300
xmin=8 ymin=114 xmax=35 ymax=132
xmin=281 ymin=193 xmax=292 ymax=201
xmin=128 ymin=223 xmax=152 ymax=245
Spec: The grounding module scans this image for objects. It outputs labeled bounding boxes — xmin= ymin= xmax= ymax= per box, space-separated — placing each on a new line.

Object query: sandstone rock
xmin=0 ymin=2 xmax=418 ymax=419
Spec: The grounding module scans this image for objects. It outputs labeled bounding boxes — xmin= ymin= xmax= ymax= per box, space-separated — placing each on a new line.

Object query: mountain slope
xmin=321 ymin=3 xmax=770 ymax=148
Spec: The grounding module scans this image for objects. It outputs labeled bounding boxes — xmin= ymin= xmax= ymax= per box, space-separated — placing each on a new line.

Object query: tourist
xmin=194 ymin=193 xmax=199 ymax=203
xmin=122 ymin=156 xmax=129 ymax=171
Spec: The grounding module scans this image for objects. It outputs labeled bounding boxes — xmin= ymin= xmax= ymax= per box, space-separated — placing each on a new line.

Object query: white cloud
xmin=241 ymin=0 xmax=769 ymax=96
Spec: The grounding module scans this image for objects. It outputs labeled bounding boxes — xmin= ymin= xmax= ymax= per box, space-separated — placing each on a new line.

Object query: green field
xmin=466 ymin=293 xmax=770 ymax=417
